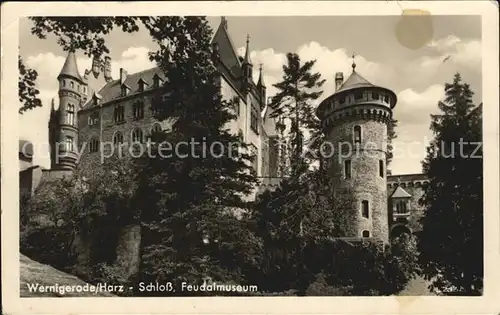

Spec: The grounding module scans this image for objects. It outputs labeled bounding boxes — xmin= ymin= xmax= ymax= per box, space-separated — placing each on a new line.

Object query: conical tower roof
xmin=335 ymin=61 xmax=374 ymax=93
xmin=58 ymin=51 xmax=83 ymax=81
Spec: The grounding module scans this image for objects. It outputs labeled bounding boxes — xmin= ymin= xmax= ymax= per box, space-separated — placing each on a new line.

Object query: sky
xmin=19 ymin=15 xmax=482 ymax=175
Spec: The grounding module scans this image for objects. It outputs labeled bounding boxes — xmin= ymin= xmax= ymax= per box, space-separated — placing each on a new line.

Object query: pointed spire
xmin=58 ymin=51 xmax=82 ymax=81
xmin=257 ymin=63 xmax=265 ymax=87
xmin=243 ymin=34 xmax=252 ymax=65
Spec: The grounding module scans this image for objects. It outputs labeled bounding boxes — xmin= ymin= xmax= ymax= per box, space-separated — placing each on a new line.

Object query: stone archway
xmin=390 ymin=224 xmax=411 ymax=239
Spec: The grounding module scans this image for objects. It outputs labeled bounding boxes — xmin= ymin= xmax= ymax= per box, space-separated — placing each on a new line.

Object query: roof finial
xmin=351 ymin=53 xmax=357 ymax=72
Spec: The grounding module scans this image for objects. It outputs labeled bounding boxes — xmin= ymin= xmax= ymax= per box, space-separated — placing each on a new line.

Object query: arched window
xmin=131 ymin=128 xmax=144 ymax=143
xmin=67 ymin=104 xmax=75 ymax=126
xmin=353 ymin=125 xmax=362 ymax=144
xmin=113 ymin=132 xmax=124 ymax=146
xmin=362 ymin=200 xmax=369 ymax=218
xmin=379 ymin=160 xmax=384 ymax=177
xmin=70 ymin=81 xmax=74 ymax=89
xmin=362 ymin=230 xmax=370 ymax=238
xmin=89 ymin=138 xmax=99 ymax=153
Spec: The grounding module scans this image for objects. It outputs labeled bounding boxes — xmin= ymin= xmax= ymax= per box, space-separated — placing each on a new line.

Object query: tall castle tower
xmin=48 ymin=51 xmax=86 ymax=170
xmin=316 ymin=58 xmax=397 ymax=243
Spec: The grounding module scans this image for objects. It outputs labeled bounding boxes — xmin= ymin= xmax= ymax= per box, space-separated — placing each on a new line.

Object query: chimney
xmin=335 ymin=72 xmax=344 ymax=92
xmin=120 ymin=68 xmax=127 ymax=85
xmin=104 ymin=56 xmax=112 ymax=82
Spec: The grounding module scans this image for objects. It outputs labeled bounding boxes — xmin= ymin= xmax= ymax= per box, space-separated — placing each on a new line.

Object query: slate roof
xmin=211 ymin=18 xmax=243 ymax=78
xmin=81 ymin=67 xmax=165 ymax=110
xmin=335 ymin=70 xmax=374 ymax=94
xmin=391 ymin=186 xmax=412 ymax=198
xmin=58 ymin=51 xmax=83 ymax=82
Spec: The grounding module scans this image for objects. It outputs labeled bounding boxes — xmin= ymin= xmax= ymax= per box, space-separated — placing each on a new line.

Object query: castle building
xmin=44 ymin=17 xmax=285 ymax=201
xmin=317 ymin=59 xmax=429 ymax=243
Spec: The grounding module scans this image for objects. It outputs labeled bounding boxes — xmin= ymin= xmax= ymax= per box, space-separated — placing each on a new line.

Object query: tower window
xmin=131 ymin=128 xmax=144 ymax=143
xmin=372 ymin=92 xmax=379 ymax=100
xmin=133 ymin=101 xmax=145 ymax=120
xmin=384 ymin=95 xmax=389 ymax=103
xmin=113 ymin=132 xmax=124 ymax=146
xmin=379 ymin=160 xmax=384 ymax=177
xmin=67 ymin=104 xmax=75 ymax=126
xmin=362 ymin=200 xmax=369 ymax=218
xmin=114 ymin=105 xmax=125 ymax=123
xmin=344 ymin=160 xmax=351 ymax=179
xmin=354 ymin=91 xmax=363 ymax=100
xmin=65 ymin=136 xmax=74 ymax=152
xmin=70 ymin=81 xmax=74 ymax=89
xmin=338 ymin=97 xmax=345 ymax=105
xmin=353 ymin=125 xmax=362 ymax=144
xmin=362 ymin=230 xmax=370 ymax=238
xmin=89 ymin=138 xmax=99 ymax=153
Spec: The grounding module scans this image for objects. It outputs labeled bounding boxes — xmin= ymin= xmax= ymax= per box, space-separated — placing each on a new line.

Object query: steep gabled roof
xmin=211 ymin=17 xmax=242 ymax=76
xmin=391 ymin=186 xmax=412 ymax=198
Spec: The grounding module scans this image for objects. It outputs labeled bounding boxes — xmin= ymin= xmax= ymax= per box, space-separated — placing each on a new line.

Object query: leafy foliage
xmin=126 ymin=16 xmax=260 ymax=295
xmin=269 ymin=53 xmax=325 ymax=173
xmin=418 ymin=73 xmax=483 ymax=295
xmin=19 ymin=56 xmax=42 ymax=114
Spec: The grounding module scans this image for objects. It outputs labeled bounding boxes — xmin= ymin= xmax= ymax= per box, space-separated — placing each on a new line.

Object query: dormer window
xmin=121 ymin=84 xmax=130 ymax=97
xmin=138 ymin=79 xmax=148 ymax=92
xmin=153 ymin=74 xmax=162 ymax=88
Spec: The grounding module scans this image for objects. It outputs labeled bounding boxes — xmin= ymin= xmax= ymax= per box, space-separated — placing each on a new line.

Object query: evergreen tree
xmin=269 ymin=53 xmax=325 ymax=174
xmin=418 ymin=73 xmax=483 ymax=295
xmin=132 ymin=16 xmax=260 ymax=294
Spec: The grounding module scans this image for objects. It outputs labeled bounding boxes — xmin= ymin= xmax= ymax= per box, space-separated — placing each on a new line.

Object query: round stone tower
xmin=316 ymin=60 xmax=397 ymax=243
xmin=53 ymin=51 xmax=85 ymax=170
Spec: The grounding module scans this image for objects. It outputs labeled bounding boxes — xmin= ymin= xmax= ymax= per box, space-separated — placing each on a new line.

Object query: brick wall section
xmin=326 ymin=118 xmax=389 ymax=243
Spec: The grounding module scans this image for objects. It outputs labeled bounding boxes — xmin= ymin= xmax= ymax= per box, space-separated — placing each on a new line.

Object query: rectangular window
xmin=362 ymin=230 xmax=370 ymax=238
xmin=114 ymin=105 xmax=125 ymax=123
xmin=372 ymin=92 xmax=379 ymax=100
xmin=250 ymin=107 xmax=259 ymax=134
xmin=344 ymin=160 xmax=351 ymax=179
xmin=133 ymin=101 xmax=145 ymax=120
xmin=362 ymin=200 xmax=369 ymax=218
xmin=353 ymin=126 xmax=362 ymax=144
xmin=67 ymin=104 xmax=75 ymax=126
xmin=354 ymin=91 xmax=363 ymax=100
xmin=88 ymin=112 xmax=99 ymax=126
xmin=379 ymin=160 xmax=384 ymax=177
xmin=65 ymin=136 xmax=74 ymax=152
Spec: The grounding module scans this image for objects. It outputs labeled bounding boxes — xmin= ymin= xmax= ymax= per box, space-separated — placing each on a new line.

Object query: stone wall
xmin=326 ymin=118 xmax=389 ymax=243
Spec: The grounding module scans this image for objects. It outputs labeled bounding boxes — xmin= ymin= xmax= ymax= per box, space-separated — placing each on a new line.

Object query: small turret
xmin=335 ymin=72 xmax=344 ymax=92
xmin=241 ymin=34 xmax=253 ymax=89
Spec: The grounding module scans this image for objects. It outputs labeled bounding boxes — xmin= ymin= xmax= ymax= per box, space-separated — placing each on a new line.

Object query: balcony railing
xmin=393 ymin=210 xmax=411 ymax=218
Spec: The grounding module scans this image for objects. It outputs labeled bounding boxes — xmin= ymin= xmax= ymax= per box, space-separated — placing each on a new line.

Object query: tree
xmin=128 ymin=16 xmax=260 ymax=295
xmin=418 ymin=73 xmax=483 ymax=295
xmin=19 ymin=56 xmax=42 ymax=114
xmin=269 ymin=53 xmax=325 ymax=174
xmin=251 ymin=169 xmax=356 ymax=293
